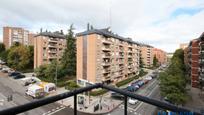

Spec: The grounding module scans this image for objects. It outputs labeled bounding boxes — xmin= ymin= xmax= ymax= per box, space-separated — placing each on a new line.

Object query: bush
xmin=116 ymin=76 xmax=139 ymax=87
xmin=65 ymin=80 xmax=80 ymax=90
xmin=90 ymin=89 xmax=108 ymax=96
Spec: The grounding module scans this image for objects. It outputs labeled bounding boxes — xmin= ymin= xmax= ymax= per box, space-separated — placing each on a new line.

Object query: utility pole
xmin=55 ymin=58 xmax=58 ymax=86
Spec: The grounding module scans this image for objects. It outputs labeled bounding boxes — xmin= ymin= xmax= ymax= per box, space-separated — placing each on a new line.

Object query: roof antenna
xmin=108 ymin=0 xmax=112 ymax=28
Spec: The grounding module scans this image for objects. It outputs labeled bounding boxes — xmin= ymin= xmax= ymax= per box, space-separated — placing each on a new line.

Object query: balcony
xmin=102 ymin=39 xmax=111 ymax=44
xmin=102 ymin=69 xmax=111 ymax=73
xmin=102 ymin=53 xmax=111 ymax=58
xmin=102 ymin=62 xmax=111 ymax=66
xmin=0 ymin=83 xmax=201 ymax=115
xmin=48 ymin=39 xmax=58 ymax=43
xmin=48 ymin=55 xmax=57 ymax=59
xmin=48 ymin=44 xmax=57 ymax=48
xmin=48 ymin=50 xmax=57 ymax=53
xmin=102 ymin=46 xmax=111 ymax=51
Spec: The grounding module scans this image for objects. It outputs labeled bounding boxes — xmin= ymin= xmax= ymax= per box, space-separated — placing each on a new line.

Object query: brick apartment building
xmin=3 ymin=26 xmax=34 ymax=49
xmin=187 ymin=33 xmax=204 ymax=88
xmin=153 ymin=48 xmax=167 ymax=65
xmin=34 ymin=31 xmax=66 ymax=68
xmin=140 ymin=44 xmax=154 ymax=67
xmin=76 ymin=27 xmax=140 ymax=86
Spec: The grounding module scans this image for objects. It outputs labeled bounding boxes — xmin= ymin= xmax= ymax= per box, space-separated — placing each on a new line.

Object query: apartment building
xmin=34 ymin=31 xmax=66 ymax=68
xmin=140 ymin=44 xmax=154 ymax=67
xmin=180 ymin=43 xmax=188 ymax=50
xmin=187 ymin=33 xmax=204 ymax=88
xmin=153 ymin=48 xmax=167 ymax=65
xmin=76 ymin=28 xmax=140 ymax=86
xmin=3 ymin=26 xmax=34 ymax=49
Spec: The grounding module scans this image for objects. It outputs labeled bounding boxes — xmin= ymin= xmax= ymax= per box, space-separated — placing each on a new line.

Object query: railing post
xmin=74 ymin=94 xmax=77 ymax=115
xmin=124 ymin=96 xmax=127 ymax=115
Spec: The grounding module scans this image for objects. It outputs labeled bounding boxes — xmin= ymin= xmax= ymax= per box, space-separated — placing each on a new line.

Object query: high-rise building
xmin=180 ymin=43 xmax=188 ymax=50
xmin=34 ymin=31 xmax=66 ymax=68
xmin=76 ymin=28 xmax=140 ymax=86
xmin=187 ymin=33 xmax=204 ymax=88
xmin=3 ymin=26 xmax=34 ymax=49
xmin=140 ymin=44 xmax=154 ymax=67
xmin=153 ymin=48 xmax=167 ymax=65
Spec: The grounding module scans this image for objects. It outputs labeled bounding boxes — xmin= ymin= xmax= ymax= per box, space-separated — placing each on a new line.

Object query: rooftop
xmin=76 ymin=27 xmax=153 ymax=47
xmin=35 ymin=31 xmax=66 ymax=39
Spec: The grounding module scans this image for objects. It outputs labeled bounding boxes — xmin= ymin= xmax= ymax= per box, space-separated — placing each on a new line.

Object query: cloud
xmin=0 ymin=0 xmax=204 ymax=52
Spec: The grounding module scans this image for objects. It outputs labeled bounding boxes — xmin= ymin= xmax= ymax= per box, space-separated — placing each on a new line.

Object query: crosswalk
xmin=42 ymin=105 xmax=66 ymax=115
xmin=119 ymin=105 xmax=141 ymax=115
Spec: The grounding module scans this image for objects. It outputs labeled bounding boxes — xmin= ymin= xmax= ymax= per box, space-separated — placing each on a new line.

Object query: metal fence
xmin=0 ymin=83 xmax=202 ymax=115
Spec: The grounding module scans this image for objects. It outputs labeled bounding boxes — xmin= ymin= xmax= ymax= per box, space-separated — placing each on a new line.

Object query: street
xmin=107 ymin=77 xmax=160 ymax=115
xmin=0 ymin=72 xmax=65 ymax=115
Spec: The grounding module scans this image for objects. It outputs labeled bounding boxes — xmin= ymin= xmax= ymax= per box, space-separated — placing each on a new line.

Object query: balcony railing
xmin=0 ymin=83 xmax=201 ymax=115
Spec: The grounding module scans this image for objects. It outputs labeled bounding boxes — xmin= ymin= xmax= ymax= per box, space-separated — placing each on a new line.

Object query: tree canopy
xmin=61 ymin=25 xmax=76 ymax=76
xmin=159 ymin=49 xmax=188 ymax=105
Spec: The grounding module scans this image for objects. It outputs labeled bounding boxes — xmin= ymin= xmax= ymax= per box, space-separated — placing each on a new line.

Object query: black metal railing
xmin=0 ymin=83 xmax=202 ymax=115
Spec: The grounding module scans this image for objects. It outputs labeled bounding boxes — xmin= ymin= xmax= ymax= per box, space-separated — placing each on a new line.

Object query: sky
xmin=0 ymin=0 xmax=204 ymax=52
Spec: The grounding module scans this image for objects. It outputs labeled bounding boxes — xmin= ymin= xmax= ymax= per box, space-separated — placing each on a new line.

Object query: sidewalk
xmin=49 ymin=69 xmax=154 ymax=114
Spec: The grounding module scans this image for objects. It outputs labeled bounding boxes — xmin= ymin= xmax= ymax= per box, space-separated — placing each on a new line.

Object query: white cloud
xmin=0 ymin=0 xmax=204 ymax=52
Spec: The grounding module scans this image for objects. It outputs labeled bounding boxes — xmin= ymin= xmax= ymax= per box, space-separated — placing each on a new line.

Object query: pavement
xmin=185 ymin=86 xmax=204 ymax=113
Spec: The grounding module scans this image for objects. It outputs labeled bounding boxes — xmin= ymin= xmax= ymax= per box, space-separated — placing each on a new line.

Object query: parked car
xmin=13 ymin=74 xmax=25 ymax=79
xmin=144 ymin=76 xmax=152 ymax=81
xmin=1 ymin=67 xmax=10 ymax=73
xmin=21 ymin=77 xmax=40 ymax=86
xmin=143 ymin=79 xmax=149 ymax=84
xmin=127 ymin=86 xmax=138 ymax=92
xmin=111 ymin=92 xmax=124 ymax=100
xmin=8 ymin=71 xmax=21 ymax=77
xmin=128 ymin=98 xmax=138 ymax=105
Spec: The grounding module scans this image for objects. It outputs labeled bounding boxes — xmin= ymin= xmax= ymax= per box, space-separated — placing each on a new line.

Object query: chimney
xmin=90 ymin=25 xmax=93 ymax=30
xmin=87 ymin=23 xmax=90 ymax=31
xmin=60 ymin=30 xmax=63 ymax=34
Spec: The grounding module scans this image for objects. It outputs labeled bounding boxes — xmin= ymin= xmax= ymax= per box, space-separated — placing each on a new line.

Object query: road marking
xmin=134 ymin=85 xmax=158 ymax=111
xmin=46 ymin=106 xmax=66 ymax=115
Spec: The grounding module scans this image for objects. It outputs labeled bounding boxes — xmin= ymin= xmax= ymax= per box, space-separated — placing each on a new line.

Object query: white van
xmin=25 ymin=84 xmax=45 ymax=98
xmin=38 ymin=82 xmax=56 ymax=93
xmin=128 ymin=98 xmax=138 ymax=105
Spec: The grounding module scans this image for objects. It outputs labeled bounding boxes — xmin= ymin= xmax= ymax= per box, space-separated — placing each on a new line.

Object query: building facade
xmin=34 ymin=31 xmax=66 ymax=68
xmin=3 ymin=26 xmax=34 ymax=49
xmin=180 ymin=43 xmax=188 ymax=50
xmin=140 ymin=44 xmax=154 ymax=67
xmin=153 ymin=48 xmax=167 ymax=65
xmin=187 ymin=33 xmax=204 ymax=88
xmin=76 ymin=28 xmax=140 ymax=86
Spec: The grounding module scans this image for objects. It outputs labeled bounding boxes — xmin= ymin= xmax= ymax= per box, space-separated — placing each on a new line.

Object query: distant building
xmin=76 ymin=27 xmax=140 ymax=86
xmin=3 ymin=26 xmax=34 ymax=49
xmin=187 ymin=33 xmax=204 ymax=88
xmin=180 ymin=43 xmax=188 ymax=50
xmin=140 ymin=44 xmax=154 ymax=67
xmin=153 ymin=48 xmax=167 ymax=65
xmin=34 ymin=31 xmax=66 ymax=68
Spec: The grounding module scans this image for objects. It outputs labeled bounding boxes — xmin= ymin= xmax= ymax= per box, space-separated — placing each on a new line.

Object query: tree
xmin=0 ymin=43 xmax=5 ymax=53
xmin=139 ymin=57 xmax=144 ymax=68
xmin=153 ymin=55 xmax=158 ymax=67
xmin=27 ymin=46 xmax=34 ymax=68
xmin=159 ymin=49 xmax=188 ymax=105
xmin=7 ymin=45 xmax=30 ymax=70
xmin=61 ymin=25 xmax=76 ymax=76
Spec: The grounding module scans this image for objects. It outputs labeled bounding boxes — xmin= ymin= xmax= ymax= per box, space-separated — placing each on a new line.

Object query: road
xmin=0 ymin=72 xmax=64 ymax=115
xmin=108 ymin=77 xmax=160 ymax=115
